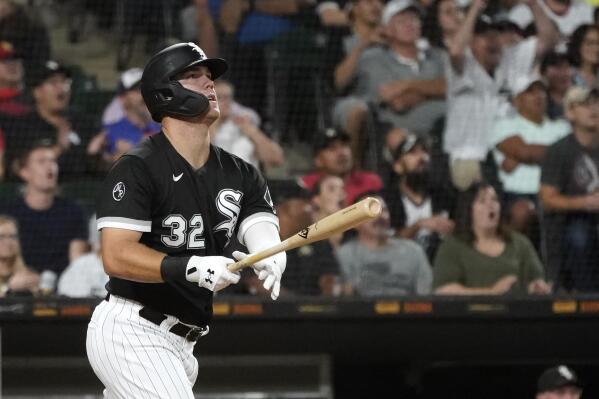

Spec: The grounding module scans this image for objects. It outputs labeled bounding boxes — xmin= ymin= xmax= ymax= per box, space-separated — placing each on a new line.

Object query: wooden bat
xmin=227 ymin=196 xmax=382 ymax=272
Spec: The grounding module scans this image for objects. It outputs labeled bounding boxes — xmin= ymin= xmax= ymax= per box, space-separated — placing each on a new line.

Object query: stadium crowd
xmin=0 ymin=0 xmax=597 ymax=298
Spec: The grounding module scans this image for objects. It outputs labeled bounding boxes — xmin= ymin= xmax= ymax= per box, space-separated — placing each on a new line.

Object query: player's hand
xmin=185 ymin=256 xmax=240 ymax=292
xmin=232 ymin=251 xmax=286 ymax=300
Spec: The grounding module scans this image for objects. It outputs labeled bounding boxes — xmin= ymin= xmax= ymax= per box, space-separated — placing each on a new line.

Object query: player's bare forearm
xmin=101 ymin=228 xmax=166 ymax=283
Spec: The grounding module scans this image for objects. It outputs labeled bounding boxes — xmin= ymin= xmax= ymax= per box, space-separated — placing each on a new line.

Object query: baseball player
xmin=86 ymin=42 xmax=286 ymax=399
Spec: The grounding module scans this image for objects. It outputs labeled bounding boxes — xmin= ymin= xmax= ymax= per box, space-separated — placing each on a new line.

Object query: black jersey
xmin=96 ymin=132 xmax=278 ymax=326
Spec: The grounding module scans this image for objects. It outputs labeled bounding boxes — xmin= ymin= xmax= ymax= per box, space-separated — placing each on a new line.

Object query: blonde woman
xmin=0 ymin=215 xmax=39 ymax=296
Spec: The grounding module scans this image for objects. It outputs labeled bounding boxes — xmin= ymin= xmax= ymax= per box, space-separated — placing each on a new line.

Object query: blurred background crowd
xmin=0 ymin=0 xmax=597 ymax=300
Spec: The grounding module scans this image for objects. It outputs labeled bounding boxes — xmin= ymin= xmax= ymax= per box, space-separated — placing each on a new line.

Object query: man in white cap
xmin=102 ymin=68 xmax=160 ymax=163
xmin=490 ymin=74 xmax=569 ymax=235
xmin=540 ymin=86 xmax=599 ymax=292
xmin=353 ymin=0 xmax=447 ymax=138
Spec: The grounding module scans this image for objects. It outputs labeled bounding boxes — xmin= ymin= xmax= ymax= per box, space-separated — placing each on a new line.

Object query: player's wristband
xmin=160 ymin=256 xmax=190 ymax=284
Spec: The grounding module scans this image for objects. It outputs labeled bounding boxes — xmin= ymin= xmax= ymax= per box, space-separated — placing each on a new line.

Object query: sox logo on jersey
xmin=214 ymin=189 xmax=243 ymax=243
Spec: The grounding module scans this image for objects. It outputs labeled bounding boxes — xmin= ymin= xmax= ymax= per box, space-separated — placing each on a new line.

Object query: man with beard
xmin=299 ymin=127 xmax=383 ymax=205
xmin=4 ymin=60 xmax=101 ymax=180
xmin=383 ymin=135 xmax=455 ymax=260
xmin=336 ymin=194 xmax=432 ymax=296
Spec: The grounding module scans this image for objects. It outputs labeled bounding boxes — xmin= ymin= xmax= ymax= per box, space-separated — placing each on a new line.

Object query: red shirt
xmin=300 ymin=170 xmax=383 ymax=205
xmin=0 ymin=88 xmax=30 ymax=116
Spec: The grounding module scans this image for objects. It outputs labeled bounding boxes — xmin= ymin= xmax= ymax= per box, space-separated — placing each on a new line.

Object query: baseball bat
xmin=227 ymin=196 xmax=382 ymax=272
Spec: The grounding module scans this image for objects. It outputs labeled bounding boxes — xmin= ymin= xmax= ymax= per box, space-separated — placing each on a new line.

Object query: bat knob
xmin=365 ymin=197 xmax=382 ymax=217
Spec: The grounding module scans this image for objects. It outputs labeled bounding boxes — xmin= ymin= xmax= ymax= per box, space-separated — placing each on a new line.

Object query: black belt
xmin=138 ymin=306 xmax=208 ymax=342
xmin=105 ymin=294 xmax=207 ymax=342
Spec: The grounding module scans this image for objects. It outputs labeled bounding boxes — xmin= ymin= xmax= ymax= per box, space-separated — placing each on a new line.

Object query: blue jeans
xmin=561 ymin=216 xmax=599 ymax=292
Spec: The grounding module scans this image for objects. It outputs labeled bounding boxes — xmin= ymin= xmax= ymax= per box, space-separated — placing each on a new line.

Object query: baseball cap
xmin=118 ymin=68 xmax=143 ymax=94
xmin=382 ymin=0 xmax=420 ymax=25
xmin=510 ymin=74 xmax=546 ymax=98
xmin=495 ymin=19 xmax=523 ymax=35
xmin=564 ymin=86 xmax=599 ymax=109
xmin=474 ymin=15 xmax=500 ymax=35
xmin=28 ymin=60 xmax=71 ymax=89
xmin=313 ymin=127 xmax=351 ymax=154
xmin=537 ymin=365 xmax=582 ymax=393
xmin=0 ymin=41 xmax=17 ymax=60
xmin=392 ymin=134 xmax=427 ymax=160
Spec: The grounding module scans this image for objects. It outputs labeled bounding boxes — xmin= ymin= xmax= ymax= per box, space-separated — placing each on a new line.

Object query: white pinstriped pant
xmin=86 ymin=295 xmax=199 ymax=398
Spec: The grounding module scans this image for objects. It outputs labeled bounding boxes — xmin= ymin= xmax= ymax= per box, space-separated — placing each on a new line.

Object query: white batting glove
xmin=232 ymin=251 xmax=286 ymax=300
xmin=185 ymin=256 xmax=240 ymax=292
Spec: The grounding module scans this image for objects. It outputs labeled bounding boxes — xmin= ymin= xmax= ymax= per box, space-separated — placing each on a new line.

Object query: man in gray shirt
xmin=353 ymin=0 xmax=446 ymax=138
xmin=336 ymin=195 xmax=432 ymax=296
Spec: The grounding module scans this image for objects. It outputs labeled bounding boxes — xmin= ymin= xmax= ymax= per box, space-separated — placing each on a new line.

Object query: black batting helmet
xmin=141 ymin=42 xmax=228 ymax=122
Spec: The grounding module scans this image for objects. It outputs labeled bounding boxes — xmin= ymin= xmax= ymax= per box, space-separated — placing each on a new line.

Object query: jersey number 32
xmin=161 ymin=214 xmax=205 ymax=249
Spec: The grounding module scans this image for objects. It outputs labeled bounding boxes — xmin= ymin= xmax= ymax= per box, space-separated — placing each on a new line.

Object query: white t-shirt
xmin=491 ymin=114 xmax=570 ymax=194
xmin=211 ymin=119 xmax=259 ymax=167
xmin=509 ymin=0 xmax=594 ymax=38
xmin=57 ymin=253 xmax=108 ymax=298
xmin=402 ymin=196 xmax=433 ymax=243
xmin=443 ymin=38 xmax=538 ymax=161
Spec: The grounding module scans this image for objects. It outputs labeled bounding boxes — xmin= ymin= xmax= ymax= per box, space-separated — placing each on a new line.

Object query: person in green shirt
xmin=433 ymin=182 xmax=550 ymax=295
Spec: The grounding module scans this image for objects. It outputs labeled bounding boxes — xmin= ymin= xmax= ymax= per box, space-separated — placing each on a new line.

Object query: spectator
xmin=508 ymin=0 xmax=593 ymax=40
xmin=354 ymin=0 xmax=447 ymax=138
xmin=0 ymin=139 xmax=88 ymax=277
xmin=423 ymin=0 xmax=465 ymax=49
xmin=443 ymin=0 xmax=558 ymax=190
xmin=0 ymin=41 xmax=28 ymax=118
xmin=299 ymin=127 xmax=383 ymax=205
xmin=337 ymin=194 xmax=433 ymax=296
xmin=434 ymin=182 xmax=550 ymax=295
xmin=495 ymin=18 xmax=526 ymax=48
xmin=0 ymin=41 xmax=29 ymax=180
xmin=177 ymin=0 xmax=220 ymax=56
xmin=280 ymin=175 xmax=344 ymax=296
xmin=4 ymin=60 xmax=101 ymax=180
xmin=541 ymin=50 xmax=573 ymax=120
xmin=57 ymin=238 xmax=107 ymax=298
xmin=0 ymin=215 xmax=39 ymax=296
xmin=536 ymin=365 xmax=583 ymax=399
xmin=328 ymin=0 xmax=385 ymax=165
xmin=383 ymin=135 xmax=455 ymax=260
xmin=217 ymin=0 xmax=315 ymax=114
xmin=567 ymin=24 xmax=599 ymax=89
xmin=491 ymin=75 xmax=569 ymax=235
xmin=0 ymin=0 xmax=51 ymax=75
xmin=211 ymin=79 xmax=284 ymax=168
xmin=102 ymin=68 xmax=160 ymax=163
xmin=540 ymin=86 xmax=599 ymax=292
xmin=316 ymin=0 xmax=352 ymax=27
